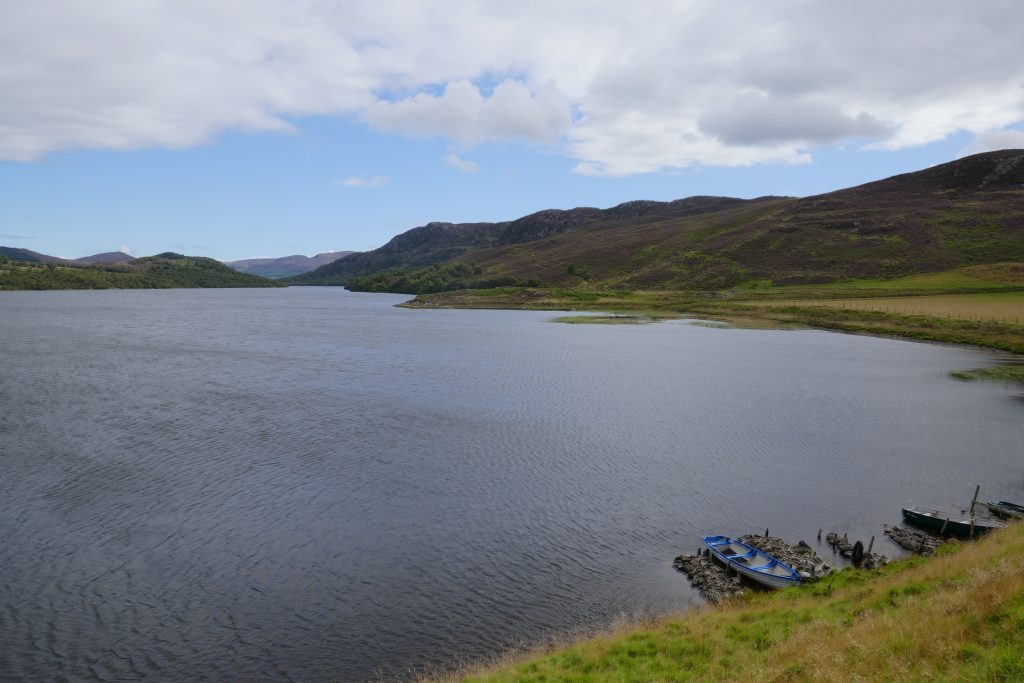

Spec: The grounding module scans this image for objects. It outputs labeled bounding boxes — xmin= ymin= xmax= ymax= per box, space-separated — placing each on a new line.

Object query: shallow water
xmin=1 ymin=287 xmax=1021 ymax=681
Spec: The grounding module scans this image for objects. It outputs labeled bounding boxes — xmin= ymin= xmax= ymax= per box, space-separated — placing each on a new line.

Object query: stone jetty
xmin=823 ymin=531 xmax=890 ymax=568
xmin=673 ymin=553 xmax=745 ymax=603
xmin=738 ymin=534 xmax=833 ymax=578
xmin=883 ymin=525 xmax=946 ymax=556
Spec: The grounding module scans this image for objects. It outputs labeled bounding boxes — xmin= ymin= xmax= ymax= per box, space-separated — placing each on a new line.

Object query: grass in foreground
xmin=433 ymin=522 xmax=1024 ymax=682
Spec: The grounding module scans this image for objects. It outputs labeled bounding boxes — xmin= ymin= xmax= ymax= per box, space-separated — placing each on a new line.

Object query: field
xmin=750 ymin=292 xmax=1024 ymax=325
xmin=434 ymin=521 xmax=1024 ymax=682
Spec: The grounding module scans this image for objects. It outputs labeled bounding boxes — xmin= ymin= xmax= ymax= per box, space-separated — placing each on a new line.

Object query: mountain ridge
xmin=227 ymin=251 xmax=354 ymax=278
xmin=289 ymin=150 xmax=1024 ymax=293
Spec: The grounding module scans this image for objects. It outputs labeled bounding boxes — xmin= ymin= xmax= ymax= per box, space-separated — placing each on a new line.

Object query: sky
xmin=2 ymin=1 xmax=1024 ymax=261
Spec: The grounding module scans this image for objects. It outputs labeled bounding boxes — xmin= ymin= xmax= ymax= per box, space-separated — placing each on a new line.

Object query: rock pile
xmin=672 ymin=552 xmax=745 ymax=603
xmin=884 ymin=525 xmax=945 ymax=556
xmin=823 ymin=531 xmax=889 ymax=568
xmin=738 ymin=534 xmax=833 ymax=578
xmin=673 ymin=535 xmax=833 ymax=602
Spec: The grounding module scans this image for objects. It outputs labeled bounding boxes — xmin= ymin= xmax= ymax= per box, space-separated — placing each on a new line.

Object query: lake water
xmin=1 ymin=287 xmax=1021 ymax=681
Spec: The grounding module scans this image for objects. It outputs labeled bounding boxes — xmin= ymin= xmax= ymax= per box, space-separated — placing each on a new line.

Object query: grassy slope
xmin=0 ymin=254 xmax=284 ymax=290
xmin=442 ymin=522 xmax=1024 ymax=682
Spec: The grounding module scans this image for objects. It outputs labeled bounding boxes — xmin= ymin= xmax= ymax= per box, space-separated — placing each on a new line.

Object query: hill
xmin=0 ymin=246 xmax=68 ymax=264
xmin=227 ymin=251 xmax=354 ymax=278
xmin=74 ymin=251 xmax=135 ymax=265
xmin=290 ymin=150 xmax=1024 ymax=293
xmin=0 ymin=252 xmax=285 ymax=290
xmin=0 ymin=247 xmax=135 ymax=265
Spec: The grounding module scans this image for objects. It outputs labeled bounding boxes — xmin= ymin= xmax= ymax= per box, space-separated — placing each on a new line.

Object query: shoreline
xmin=401 ymin=288 xmax=1024 ymax=374
xmin=428 ymin=520 xmax=1024 ymax=682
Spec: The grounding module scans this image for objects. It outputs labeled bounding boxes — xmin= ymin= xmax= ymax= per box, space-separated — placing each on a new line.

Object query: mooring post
xmin=970 ymin=518 xmax=976 ymax=537
xmin=941 ymin=518 xmax=950 ymax=535
xmin=764 ymin=528 xmax=769 ymax=539
xmin=868 ymin=536 xmax=875 ymax=554
xmin=970 ymin=484 xmax=980 ymax=516
xmin=817 ymin=528 xmax=822 ymax=542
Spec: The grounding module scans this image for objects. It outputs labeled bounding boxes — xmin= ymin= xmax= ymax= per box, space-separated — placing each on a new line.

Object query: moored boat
xmin=702 ymin=535 xmax=800 ymax=589
xmin=901 ymin=506 xmax=1006 ymax=538
xmin=980 ymin=500 xmax=1024 ymax=520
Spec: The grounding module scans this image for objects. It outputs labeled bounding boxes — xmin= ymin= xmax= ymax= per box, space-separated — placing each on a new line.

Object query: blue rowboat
xmin=702 ymin=535 xmax=801 ymax=589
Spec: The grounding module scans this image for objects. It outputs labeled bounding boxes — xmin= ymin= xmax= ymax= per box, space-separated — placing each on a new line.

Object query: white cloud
xmin=364 ymin=80 xmax=570 ymax=144
xmin=959 ymin=129 xmax=1024 ymax=157
xmin=118 ymin=245 xmax=133 ymax=255
xmin=444 ymin=154 xmax=479 ymax=173
xmin=339 ymin=175 xmax=389 ymax=188
xmin=2 ymin=1 xmax=1024 ymax=174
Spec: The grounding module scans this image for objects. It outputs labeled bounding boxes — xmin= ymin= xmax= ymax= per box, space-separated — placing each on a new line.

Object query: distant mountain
xmin=0 ymin=247 xmax=67 ymax=264
xmin=290 ymin=150 xmax=1024 ymax=293
xmin=0 ymin=252 xmax=285 ymax=290
xmin=74 ymin=251 xmax=135 ymax=265
xmin=0 ymin=247 xmax=134 ymax=265
xmin=227 ymin=251 xmax=354 ymax=278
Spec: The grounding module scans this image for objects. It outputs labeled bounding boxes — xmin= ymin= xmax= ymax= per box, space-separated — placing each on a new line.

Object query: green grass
xmin=434 ymin=522 xmax=1024 ymax=682
xmin=950 ymin=365 xmax=1024 ymax=384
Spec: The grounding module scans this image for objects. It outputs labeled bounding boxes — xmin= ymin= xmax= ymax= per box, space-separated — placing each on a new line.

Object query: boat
xmin=702 ymin=535 xmax=800 ymax=589
xmin=980 ymin=500 xmax=1024 ymax=520
xmin=901 ymin=506 xmax=1006 ymax=538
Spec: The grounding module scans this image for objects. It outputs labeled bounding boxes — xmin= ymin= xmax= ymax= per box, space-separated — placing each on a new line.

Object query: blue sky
xmin=2 ymin=2 xmax=1023 ymax=261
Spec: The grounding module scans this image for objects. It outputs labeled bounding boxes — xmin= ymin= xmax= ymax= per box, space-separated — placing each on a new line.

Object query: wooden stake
xmin=941 ymin=518 xmax=950 ymax=534
xmin=868 ymin=536 xmax=875 ymax=554
xmin=970 ymin=484 xmax=980 ymax=516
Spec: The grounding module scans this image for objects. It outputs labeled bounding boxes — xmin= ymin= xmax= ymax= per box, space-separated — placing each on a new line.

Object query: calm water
xmin=1 ymin=287 xmax=1022 ymax=681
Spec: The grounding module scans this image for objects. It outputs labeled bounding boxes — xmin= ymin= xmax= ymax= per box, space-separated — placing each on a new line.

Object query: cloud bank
xmin=2 ymin=1 xmax=1023 ymax=174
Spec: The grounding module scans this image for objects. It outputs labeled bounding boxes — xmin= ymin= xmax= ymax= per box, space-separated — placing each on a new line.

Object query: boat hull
xmin=702 ymin=536 xmax=800 ymax=589
xmin=901 ymin=507 xmax=1004 ymax=538
xmin=981 ymin=501 xmax=1024 ymax=520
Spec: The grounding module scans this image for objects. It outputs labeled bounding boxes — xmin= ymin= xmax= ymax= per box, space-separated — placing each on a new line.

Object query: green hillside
xmin=292 ymin=150 xmax=1024 ymax=294
xmin=0 ymin=252 xmax=285 ymax=290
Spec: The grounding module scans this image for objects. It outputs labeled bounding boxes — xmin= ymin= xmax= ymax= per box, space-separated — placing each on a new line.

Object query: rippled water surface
xmin=2 ymin=288 xmax=1022 ymax=681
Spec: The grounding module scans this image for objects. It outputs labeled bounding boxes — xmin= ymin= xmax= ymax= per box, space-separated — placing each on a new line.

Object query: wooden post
xmin=764 ymin=528 xmax=769 ymax=539
xmin=970 ymin=518 xmax=976 ymax=537
xmin=868 ymin=536 xmax=875 ymax=554
xmin=918 ymin=534 xmax=926 ymax=553
xmin=817 ymin=529 xmax=822 ymax=542
xmin=970 ymin=484 xmax=980 ymax=516
xmin=941 ymin=518 xmax=950 ymax=535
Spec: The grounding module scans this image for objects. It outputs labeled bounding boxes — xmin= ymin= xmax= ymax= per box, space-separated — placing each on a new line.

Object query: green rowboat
xmin=901 ymin=506 xmax=1005 ymax=538
xmin=980 ymin=500 xmax=1024 ymax=520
